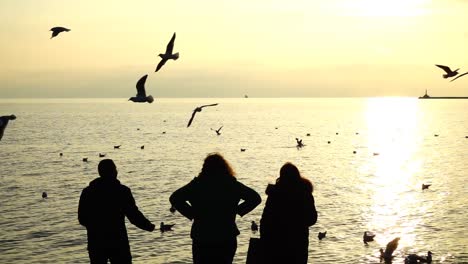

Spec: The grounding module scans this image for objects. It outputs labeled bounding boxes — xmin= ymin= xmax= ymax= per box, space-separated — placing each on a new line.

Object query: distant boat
xmin=419 ymin=90 xmax=468 ymax=99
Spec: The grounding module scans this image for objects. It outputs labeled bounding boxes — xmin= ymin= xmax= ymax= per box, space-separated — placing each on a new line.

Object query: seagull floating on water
xmin=380 ymin=237 xmax=400 ymax=262
xmin=0 ymin=114 xmax=16 ymax=141
xmin=211 ymin=126 xmax=223 ymax=136
xmin=50 ymin=27 xmax=70 ymax=39
xmin=187 ymin=104 xmax=218 ymax=127
xmin=363 ymin=231 xmax=375 ymax=245
xmin=240 ymin=148 xmax=246 ymax=152
xmin=99 ymin=153 xmax=106 ymax=158
xmin=129 ymin=75 xmax=154 ymax=103
xmin=422 ymin=184 xmax=431 ymax=190
xmin=435 ymin=64 xmax=459 ymax=79
xmin=318 ymin=231 xmax=327 ymax=240
xmin=251 ymin=221 xmax=258 ymax=233
xmin=155 ymin=32 xmax=179 ymax=72
xmin=405 ymin=251 xmax=432 ymax=264
xmin=450 ymin=71 xmax=468 ymax=82
xmin=42 ymin=192 xmax=48 ymax=199
xmin=114 ymin=145 xmax=121 ymax=149
xmin=83 ymin=158 xmax=88 ymax=162
xmin=160 ymin=222 xmax=175 ymax=232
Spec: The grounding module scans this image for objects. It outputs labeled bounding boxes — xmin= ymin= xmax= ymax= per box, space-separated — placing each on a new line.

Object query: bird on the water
xmin=422 ymin=184 xmax=431 ymax=190
xmin=129 ymin=75 xmax=154 ymax=103
xmin=404 ymin=251 xmax=432 ymax=264
xmin=50 ymin=27 xmax=70 ymax=39
xmin=435 ymin=64 xmax=459 ymax=79
xmin=318 ymin=231 xmax=327 ymax=240
xmin=160 ymin=222 xmax=175 ymax=232
xmin=187 ymin=104 xmax=218 ymax=127
xmin=155 ymin=32 xmax=179 ymax=72
xmin=42 ymin=192 xmax=48 ymax=199
xmin=363 ymin=231 xmax=375 ymax=245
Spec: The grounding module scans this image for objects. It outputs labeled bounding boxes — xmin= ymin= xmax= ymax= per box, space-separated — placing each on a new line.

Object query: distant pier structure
xmin=419 ymin=90 xmax=468 ymax=99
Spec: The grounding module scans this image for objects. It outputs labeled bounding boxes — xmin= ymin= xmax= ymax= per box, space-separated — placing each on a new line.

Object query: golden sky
xmin=0 ymin=0 xmax=467 ymax=97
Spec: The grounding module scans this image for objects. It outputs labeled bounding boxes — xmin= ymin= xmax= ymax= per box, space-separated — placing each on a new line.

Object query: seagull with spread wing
xmin=50 ymin=27 xmax=70 ymax=39
xmin=450 ymin=71 xmax=468 ymax=82
xmin=155 ymin=32 xmax=179 ymax=72
xmin=187 ymin=104 xmax=218 ymax=127
xmin=435 ymin=64 xmax=459 ymax=78
xmin=129 ymin=74 xmax=154 ymax=103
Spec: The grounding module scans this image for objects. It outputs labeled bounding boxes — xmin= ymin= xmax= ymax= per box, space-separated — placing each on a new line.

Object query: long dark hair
xmin=276 ymin=162 xmax=313 ymax=193
xmin=198 ymin=153 xmax=236 ymax=179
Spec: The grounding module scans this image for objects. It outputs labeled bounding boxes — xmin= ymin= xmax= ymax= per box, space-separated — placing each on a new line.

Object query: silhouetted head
xmin=277 ymin=162 xmax=313 ymax=192
xmin=98 ymin=159 xmax=118 ymax=179
xmin=198 ymin=153 xmax=235 ymax=179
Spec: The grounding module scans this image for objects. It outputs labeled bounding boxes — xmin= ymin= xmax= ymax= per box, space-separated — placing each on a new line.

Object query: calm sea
xmin=0 ymin=98 xmax=467 ymax=263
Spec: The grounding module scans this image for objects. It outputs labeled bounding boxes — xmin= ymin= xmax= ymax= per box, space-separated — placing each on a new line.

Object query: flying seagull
xmin=0 ymin=115 xmax=16 ymax=141
xmin=50 ymin=27 xmax=70 ymax=39
xmin=450 ymin=71 xmax=468 ymax=82
xmin=129 ymin=75 xmax=154 ymax=103
xmin=187 ymin=104 xmax=218 ymax=127
xmin=155 ymin=32 xmax=179 ymax=72
xmin=211 ymin=126 xmax=223 ymax=135
xmin=435 ymin=64 xmax=459 ymax=79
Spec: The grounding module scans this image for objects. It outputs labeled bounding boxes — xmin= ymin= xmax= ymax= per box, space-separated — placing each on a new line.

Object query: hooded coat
xmin=260 ymin=182 xmax=317 ymax=264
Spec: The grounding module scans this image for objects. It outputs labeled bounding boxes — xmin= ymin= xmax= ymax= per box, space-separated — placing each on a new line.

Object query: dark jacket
xmin=170 ymin=176 xmax=261 ymax=242
xmin=260 ymin=183 xmax=317 ymax=263
xmin=78 ymin=178 xmax=154 ymax=250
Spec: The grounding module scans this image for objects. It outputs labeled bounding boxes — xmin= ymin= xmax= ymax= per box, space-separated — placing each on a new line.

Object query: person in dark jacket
xmin=78 ymin=159 xmax=155 ymax=264
xmin=170 ymin=153 xmax=261 ymax=264
xmin=260 ymin=162 xmax=317 ymax=264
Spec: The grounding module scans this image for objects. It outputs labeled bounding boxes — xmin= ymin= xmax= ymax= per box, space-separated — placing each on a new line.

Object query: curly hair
xmin=198 ymin=153 xmax=236 ymax=179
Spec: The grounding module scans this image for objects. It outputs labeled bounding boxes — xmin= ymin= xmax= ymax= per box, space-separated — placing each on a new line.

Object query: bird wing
xmin=155 ymin=59 xmax=168 ymax=72
xmin=450 ymin=71 xmax=468 ymax=82
xmin=50 ymin=31 xmax=59 ymax=38
xmin=166 ymin=32 xmax=176 ymax=54
xmin=200 ymin=103 xmax=218 ymax=108
xmin=187 ymin=110 xmax=197 ymax=127
xmin=435 ymin=64 xmax=453 ymax=74
xmin=136 ymin=75 xmax=148 ymax=97
xmin=384 ymin=237 xmax=400 ymax=256
xmin=218 ymin=126 xmax=223 ymax=132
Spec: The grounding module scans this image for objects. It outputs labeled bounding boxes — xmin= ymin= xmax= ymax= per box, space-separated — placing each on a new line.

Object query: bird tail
xmin=147 ymin=95 xmax=154 ymax=103
xmin=173 ymin=52 xmax=180 ymax=60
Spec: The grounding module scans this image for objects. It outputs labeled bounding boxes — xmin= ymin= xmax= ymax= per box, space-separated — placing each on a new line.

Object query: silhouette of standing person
xmin=260 ymin=162 xmax=317 ymax=264
xmin=170 ymin=153 xmax=261 ymax=264
xmin=78 ymin=159 xmax=155 ymax=264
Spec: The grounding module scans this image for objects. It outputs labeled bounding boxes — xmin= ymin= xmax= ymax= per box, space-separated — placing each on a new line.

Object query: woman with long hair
xmin=260 ymin=162 xmax=317 ymax=264
xmin=170 ymin=153 xmax=261 ymax=264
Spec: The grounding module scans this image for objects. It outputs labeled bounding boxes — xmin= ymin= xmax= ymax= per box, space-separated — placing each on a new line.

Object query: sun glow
xmin=347 ymin=0 xmax=429 ymax=17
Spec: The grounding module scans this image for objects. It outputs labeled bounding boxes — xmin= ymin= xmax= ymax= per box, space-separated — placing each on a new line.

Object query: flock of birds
xmin=0 ymin=26 xmax=465 ymax=264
